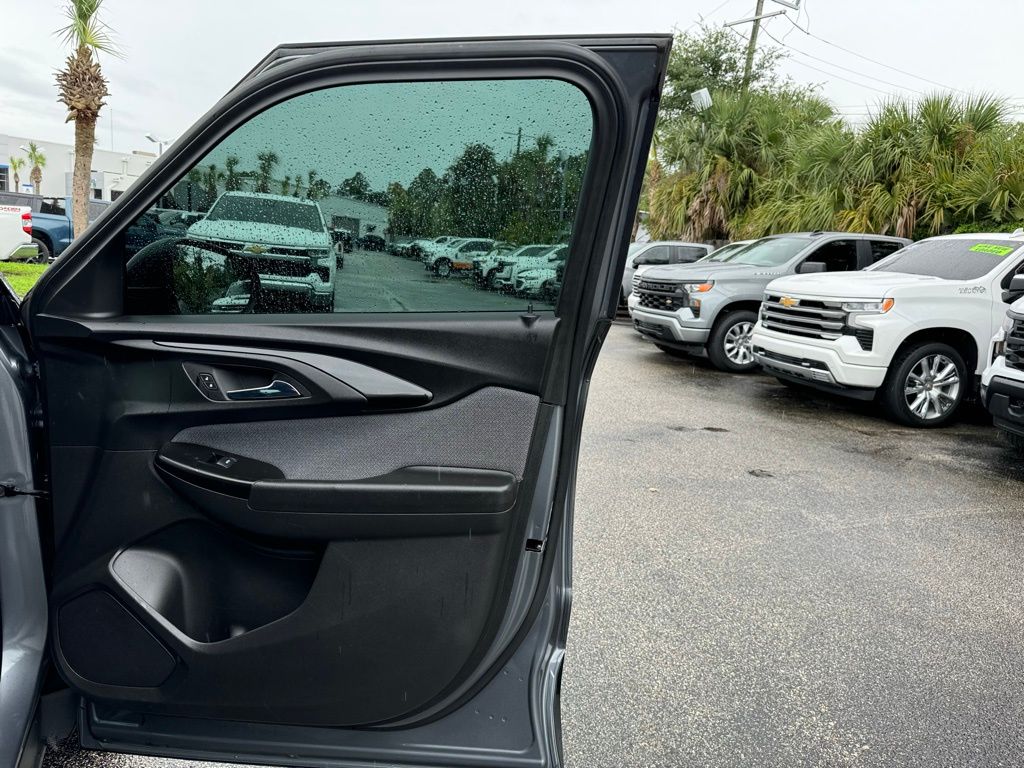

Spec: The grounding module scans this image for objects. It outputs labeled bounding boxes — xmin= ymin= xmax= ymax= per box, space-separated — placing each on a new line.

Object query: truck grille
xmin=631 ymin=274 xmax=642 ymax=294
xmin=636 ymin=280 xmax=685 ymax=312
xmin=761 ymin=294 xmax=846 ymax=341
xmin=1006 ymin=316 xmax=1024 ymax=371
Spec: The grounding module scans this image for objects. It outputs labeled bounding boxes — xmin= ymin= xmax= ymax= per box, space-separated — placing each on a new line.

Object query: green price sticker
xmin=969 ymin=243 xmax=1015 ymax=256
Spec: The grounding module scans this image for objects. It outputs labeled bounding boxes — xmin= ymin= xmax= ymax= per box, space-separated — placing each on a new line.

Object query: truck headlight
xmin=681 ymin=281 xmax=714 ymax=293
xmin=841 ymin=298 xmax=894 ymax=313
xmin=1002 ymin=314 xmax=1014 ymax=334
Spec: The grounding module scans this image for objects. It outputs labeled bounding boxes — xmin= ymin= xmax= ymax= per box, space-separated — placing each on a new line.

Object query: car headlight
xmin=841 ymin=298 xmax=894 ymax=313
xmin=1003 ymin=314 xmax=1015 ymax=334
xmin=681 ymin=281 xmax=714 ymax=293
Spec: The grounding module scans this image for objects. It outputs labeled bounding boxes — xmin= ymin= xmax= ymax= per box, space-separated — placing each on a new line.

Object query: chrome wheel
xmin=723 ymin=321 xmax=754 ymax=365
xmin=904 ymin=353 xmax=960 ymax=420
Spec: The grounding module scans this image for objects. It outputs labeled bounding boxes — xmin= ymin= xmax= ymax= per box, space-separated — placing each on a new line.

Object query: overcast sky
xmin=3 ymin=0 xmax=1023 ymax=156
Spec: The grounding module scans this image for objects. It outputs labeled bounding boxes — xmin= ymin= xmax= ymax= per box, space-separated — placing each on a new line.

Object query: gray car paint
xmin=0 ymin=318 xmax=48 ymax=768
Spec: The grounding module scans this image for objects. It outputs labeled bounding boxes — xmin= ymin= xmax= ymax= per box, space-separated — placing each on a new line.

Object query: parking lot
xmin=46 ymin=321 xmax=1024 ymax=768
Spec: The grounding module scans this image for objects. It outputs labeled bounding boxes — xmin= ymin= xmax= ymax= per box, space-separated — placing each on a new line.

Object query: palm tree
xmin=26 ymin=143 xmax=47 ymax=195
xmin=280 ymin=175 xmax=291 ymax=195
xmin=8 ymin=157 xmax=24 ymax=192
xmin=223 ymin=155 xmax=242 ymax=191
xmin=254 ymin=150 xmax=279 ymax=193
xmin=55 ymin=0 xmax=120 ymax=236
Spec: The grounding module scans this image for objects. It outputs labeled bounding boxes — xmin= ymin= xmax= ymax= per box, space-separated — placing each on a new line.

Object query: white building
xmin=0 ymin=133 xmax=157 ymax=201
xmin=317 ymin=196 xmax=390 ymax=239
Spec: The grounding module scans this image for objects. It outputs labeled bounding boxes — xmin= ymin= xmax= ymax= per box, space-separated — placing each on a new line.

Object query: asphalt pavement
xmin=46 ymin=320 xmax=1024 ymax=768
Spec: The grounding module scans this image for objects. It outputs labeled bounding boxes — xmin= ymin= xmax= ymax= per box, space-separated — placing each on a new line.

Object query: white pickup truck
xmin=751 ymin=232 xmax=1024 ymax=427
xmin=0 ymin=204 xmax=39 ymax=263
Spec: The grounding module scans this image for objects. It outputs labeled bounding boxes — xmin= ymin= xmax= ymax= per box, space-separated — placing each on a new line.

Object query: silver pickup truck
xmin=628 ymin=231 xmax=910 ymax=372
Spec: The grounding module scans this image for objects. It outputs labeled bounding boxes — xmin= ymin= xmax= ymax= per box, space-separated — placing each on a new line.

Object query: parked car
xmin=0 ymin=191 xmax=110 ymax=261
xmin=630 ymin=232 xmax=910 ymax=372
xmin=474 ymin=243 xmax=550 ymax=288
xmin=621 ymin=241 xmax=714 ymax=302
xmin=751 ymin=232 xmax=1024 ymax=427
xmin=513 ymin=250 xmax=567 ymax=300
xmin=495 ymin=244 xmax=569 ymax=291
xmin=982 ymin=281 xmax=1024 ymax=450
xmin=388 ymin=236 xmax=416 ymax=256
xmin=0 ymin=33 xmax=668 ymax=768
xmin=411 ymin=234 xmax=458 ymax=259
xmin=0 ymin=204 xmax=38 ymax=262
xmin=186 ymin=191 xmax=338 ymax=312
xmin=359 ymin=233 xmax=386 ymax=251
xmin=423 ymin=237 xmax=496 ymax=277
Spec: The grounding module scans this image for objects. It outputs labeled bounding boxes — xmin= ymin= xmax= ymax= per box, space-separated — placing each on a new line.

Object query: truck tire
xmin=707 ymin=310 xmax=758 ymax=373
xmin=879 ymin=342 xmax=966 ymax=427
xmin=434 ymin=258 xmax=452 ymax=278
xmin=486 ymin=269 xmax=500 ymax=290
xmin=31 ymin=237 xmax=51 ymax=263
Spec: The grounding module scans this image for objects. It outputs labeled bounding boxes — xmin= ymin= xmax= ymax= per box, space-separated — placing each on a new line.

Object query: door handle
xmin=224 ymin=380 xmax=302 ymax=401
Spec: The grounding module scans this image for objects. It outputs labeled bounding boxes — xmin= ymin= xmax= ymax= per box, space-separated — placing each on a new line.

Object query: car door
xmin=1 ymin=35 xmax=670 ymax=768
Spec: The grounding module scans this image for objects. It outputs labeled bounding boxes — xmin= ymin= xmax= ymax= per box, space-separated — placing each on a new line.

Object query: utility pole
xmin=742 ymin=0 xmax=765 ymax=91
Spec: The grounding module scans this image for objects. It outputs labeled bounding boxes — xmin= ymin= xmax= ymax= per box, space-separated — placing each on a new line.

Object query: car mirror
xmin=798 ymin=261 xmax=827 ymax=274
xmin=1002 ymin=274 xmax=1024 ymax=304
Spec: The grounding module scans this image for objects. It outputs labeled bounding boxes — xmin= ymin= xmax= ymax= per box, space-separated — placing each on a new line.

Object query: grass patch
xmin=0 ymin=262 xmax=47 ymax=297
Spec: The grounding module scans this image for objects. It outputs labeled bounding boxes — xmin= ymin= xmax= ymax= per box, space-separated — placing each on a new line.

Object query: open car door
xmin=4 ymin=35 xmax=669 ymax=768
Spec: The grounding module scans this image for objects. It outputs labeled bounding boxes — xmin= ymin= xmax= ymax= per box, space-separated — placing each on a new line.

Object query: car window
xmin=671 ymin=245 xmax=708 ymax=263
xmin=636 ymin=245 xmax=670 ymax=266
xmin=802 ymin=239 xmax=859 ymax=272
xmin=40 ymin=198 xmax=66 ymax=216
xmin=868 ymin=239 xmax=903 ymax=263
xmin=123 ymin=78 xmax=593 ymax=314
xmin=870 ymin=239 xmax=1023 ymax=280
xmin=731 ymin=237 xmax=809 ymax=267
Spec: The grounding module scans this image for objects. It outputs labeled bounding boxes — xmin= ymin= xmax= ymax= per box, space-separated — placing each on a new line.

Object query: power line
xmin=782 ymin=14 xmax=967 ymax=94
xmin=761 ymin=26 xmax=926 ymax=95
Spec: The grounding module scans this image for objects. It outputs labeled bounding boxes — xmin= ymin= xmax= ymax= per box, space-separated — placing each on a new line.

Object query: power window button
xmin=216 ymin=456 xmax=237 ymax=469
xmin=197 ymin=373 xmax=219 ymax=392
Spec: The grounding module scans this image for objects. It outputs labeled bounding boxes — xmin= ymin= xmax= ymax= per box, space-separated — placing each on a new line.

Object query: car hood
xmin=639 ymin=262 xmax=770 ymax=283
xmin=187 ymin=219 xmax=328 ymax=248
xmin=765 ymin=270 xmax=945 ymax=299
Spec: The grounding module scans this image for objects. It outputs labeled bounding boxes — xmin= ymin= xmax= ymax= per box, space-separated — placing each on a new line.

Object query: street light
xmin=145 ymin=133 xmax=168 ymax=156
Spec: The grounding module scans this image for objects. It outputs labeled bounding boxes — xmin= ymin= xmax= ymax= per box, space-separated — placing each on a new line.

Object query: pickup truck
xmin=630 ymin=231 xmax=910 ymax=372
xmin=0 ymin=192 xmax=113 ymax=261
xmin=752 ymin=232 xmax=1024 ymax=427
xmin=0 ymin=204 xmax=38 ymax=263
xmin=981 ymin=282 xmax=1024 ymax=450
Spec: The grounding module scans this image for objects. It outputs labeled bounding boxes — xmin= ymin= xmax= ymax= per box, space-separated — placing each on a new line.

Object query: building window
xmin=111 ymin=190 xmax=124 ymax=201
xmin=0 ymin=166 xmax=8 ymax=192
xmin=92 ymin=188 xmax=103 ymax=200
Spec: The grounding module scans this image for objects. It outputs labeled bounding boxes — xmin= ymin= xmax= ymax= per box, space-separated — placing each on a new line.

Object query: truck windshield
xmin=730 ymin=237 xmax=809 ymax=267
xmin=870 ymin=239 xmax=1022 ymax=280
xmin=207 ymin=196 xmax=323 ymax=232
xmin=703 ymin=241 xmax=752 ymax=263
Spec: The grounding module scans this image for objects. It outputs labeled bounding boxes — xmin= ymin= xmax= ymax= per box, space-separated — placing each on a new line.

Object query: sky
xmin=2 ymin=0 xmax=1023 ymax=157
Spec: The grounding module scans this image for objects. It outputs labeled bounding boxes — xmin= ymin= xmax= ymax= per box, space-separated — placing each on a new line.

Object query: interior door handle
xmin=224 ymin=380 xmax=302 ymax=401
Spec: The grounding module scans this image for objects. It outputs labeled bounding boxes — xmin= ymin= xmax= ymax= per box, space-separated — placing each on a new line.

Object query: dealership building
xmin=0 ymin=133 xmax=158 ymax=201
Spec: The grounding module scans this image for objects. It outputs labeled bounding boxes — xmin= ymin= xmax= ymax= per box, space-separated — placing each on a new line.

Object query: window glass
xmin=124 ymin=79 xmax=593 ymax=315
xmin=803 ymin=240 xmax=858 ymax=272
xmin=868 ymin=240 xmax=903 ymax=262
xmin=870 ymin=239 xmax=1022 ymax=280
xmin=731 ymin=237 xmax=808 ymax=267
xmin=635 ymin=245 xmax=670 ymax=266
xmin=671 ymin=245 xmax=708 ymax=263
xmin=40 ymin=198 xmax=66 ymax=216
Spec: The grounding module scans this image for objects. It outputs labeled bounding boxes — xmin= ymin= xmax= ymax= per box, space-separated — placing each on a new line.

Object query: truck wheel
xmin=880 ymin=342 xmax=966 ymax=427
xmin=434 ymin=258 xmax=452 ymax=278
xmin=707 ymin=310 xmax=758 ymax=373
xmin=486 ymin=269 xmax=500 ymax=290
xmin=31 ymin=237 xmax=51 ymax=263
xmin=313 ymin=291 xmax=335 ymax=313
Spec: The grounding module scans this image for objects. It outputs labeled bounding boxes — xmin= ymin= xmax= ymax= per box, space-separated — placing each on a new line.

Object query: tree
xmin=660 ymin=24 xmax=785 ymax=122
xmin=8 ymin=157 xmax=24 ymax=191
xmin=223 ymin=155 xmax=242 ymax=191
xmin=338 ymin=171 xmax=371 ymax=199
xmin=291 ymin=172 xmax=303 ymax=199
xmin=306 ymin=169 xmax=331 ymax=200
xmin=441 ymin=143 xmax=500 ymax=236
xmin=201 ymin=163 xmax=223 ymax=204
xmin=254 ymin=150 xmax=279 ymax=193
xmin=280 ymin=175 xmax=291 ymax=196
xmin=26 ymin=143 xmax=47 ymax=195
xmin=55 ymin=0 xmax=119 ymax=236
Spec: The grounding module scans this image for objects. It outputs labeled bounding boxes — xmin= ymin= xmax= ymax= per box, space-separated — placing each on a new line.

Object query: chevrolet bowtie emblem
xmin=780 ymin=296 xmax=799 ymax=307
xmin=244 ymin=244 xmax=268 ymax=254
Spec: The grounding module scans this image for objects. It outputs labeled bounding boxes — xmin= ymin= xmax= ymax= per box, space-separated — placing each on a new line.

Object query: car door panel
xmin=10 ymin=34 xmax=669 ymax=768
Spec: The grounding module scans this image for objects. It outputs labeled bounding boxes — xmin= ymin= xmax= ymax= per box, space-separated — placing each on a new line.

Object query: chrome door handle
xmin=224 ymin=380 xmax=302 ymax=401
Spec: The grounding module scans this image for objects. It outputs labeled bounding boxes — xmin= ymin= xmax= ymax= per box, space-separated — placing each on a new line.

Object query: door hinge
xmin=0 ymin=482 xmax=49 ymax=500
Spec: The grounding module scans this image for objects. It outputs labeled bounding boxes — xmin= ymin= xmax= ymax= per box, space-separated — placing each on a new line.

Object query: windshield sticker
xmin=969 ymin=244 xmax=1015 ymax=256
